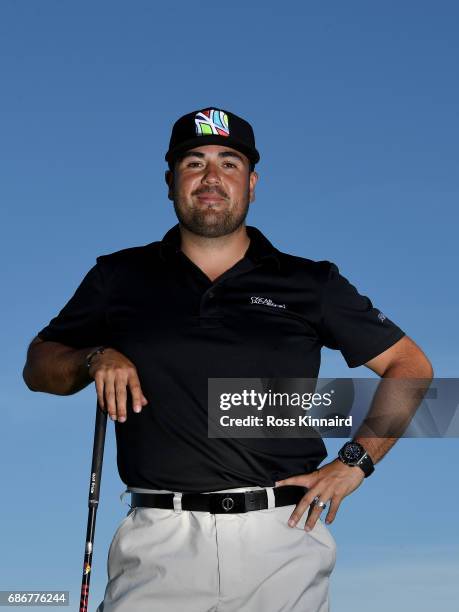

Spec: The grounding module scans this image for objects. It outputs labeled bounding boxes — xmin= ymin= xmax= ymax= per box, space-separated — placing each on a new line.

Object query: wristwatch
xmin=338 ymin=441 xmax=375 ymax=478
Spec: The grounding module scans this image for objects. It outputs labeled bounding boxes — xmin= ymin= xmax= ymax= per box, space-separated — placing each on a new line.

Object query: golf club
xmin=79 ymin=404 xmax=108 ymax=612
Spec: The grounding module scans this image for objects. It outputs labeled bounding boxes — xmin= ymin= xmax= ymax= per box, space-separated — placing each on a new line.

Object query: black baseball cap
xmin=165 ymin=107 xmax=260 ymax=168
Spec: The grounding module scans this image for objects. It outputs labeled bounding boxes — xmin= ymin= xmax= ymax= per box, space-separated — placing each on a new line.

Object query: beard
xmin=173 ymin=190 xmax=251 ymax=238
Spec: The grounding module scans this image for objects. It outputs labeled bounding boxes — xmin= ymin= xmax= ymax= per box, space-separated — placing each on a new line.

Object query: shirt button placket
xmin=200 ymin=287 xmax=221 ymax=326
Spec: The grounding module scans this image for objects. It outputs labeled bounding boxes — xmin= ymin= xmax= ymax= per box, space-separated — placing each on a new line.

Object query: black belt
xmin=130 ymin=485 xmax=307 ymax=514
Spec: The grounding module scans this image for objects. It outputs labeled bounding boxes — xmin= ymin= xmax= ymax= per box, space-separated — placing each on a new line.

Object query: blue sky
xmin=1 ymin=1 xmax=458 ymax=610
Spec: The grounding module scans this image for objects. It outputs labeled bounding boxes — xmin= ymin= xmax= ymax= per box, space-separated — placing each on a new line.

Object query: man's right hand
xmin=88 ymin=348 xmax=148 ymax=423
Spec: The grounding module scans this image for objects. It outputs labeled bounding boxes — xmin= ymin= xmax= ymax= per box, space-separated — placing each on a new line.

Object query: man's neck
xmin=179 ymin=224 xmax=250 ymax=282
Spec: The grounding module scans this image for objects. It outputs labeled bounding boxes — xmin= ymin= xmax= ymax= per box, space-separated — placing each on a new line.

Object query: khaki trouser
xmin=96 ymin=486 xmax=337 ymax=612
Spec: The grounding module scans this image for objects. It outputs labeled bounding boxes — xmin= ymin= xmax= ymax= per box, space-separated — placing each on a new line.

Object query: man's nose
xmin=201 ymin=164 xmax=221 ymax=184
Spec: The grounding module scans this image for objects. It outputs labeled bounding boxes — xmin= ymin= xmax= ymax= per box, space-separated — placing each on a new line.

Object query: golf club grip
xmin=88 ymin=404 xmax=108 ymax=505
xmin=79 ymin=404 xmax=108 ymax=612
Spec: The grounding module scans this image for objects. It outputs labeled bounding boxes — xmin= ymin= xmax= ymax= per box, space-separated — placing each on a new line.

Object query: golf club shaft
xmin=79 ymin=405 xmax=108 ymax=612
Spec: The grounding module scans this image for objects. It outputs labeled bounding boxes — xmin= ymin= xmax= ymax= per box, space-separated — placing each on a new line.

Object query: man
xmin=23 ymin=107 xmax=433 ymax=612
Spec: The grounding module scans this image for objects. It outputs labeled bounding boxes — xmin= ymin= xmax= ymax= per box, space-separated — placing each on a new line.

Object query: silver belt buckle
xmin=221 ymin=496 xmax=235 ymax=511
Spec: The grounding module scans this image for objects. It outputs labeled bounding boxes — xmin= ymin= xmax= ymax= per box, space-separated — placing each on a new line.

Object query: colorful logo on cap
xmin=195 ymin=109 xmax=229 ymax=137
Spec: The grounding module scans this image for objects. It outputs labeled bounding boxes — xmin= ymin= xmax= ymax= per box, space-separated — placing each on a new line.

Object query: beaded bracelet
xmin=86 ymin=346 xmax=106 ymax=369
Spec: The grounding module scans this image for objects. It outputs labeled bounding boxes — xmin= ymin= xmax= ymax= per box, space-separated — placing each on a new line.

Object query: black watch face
xmin=343 ymin=443 xmax=363 ymax=462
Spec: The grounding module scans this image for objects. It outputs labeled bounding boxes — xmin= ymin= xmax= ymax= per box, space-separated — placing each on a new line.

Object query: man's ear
xmin=249 ymin=171 xmax=258 ymax=204
xmin=165 ymin=170 xmax=174 ymax=201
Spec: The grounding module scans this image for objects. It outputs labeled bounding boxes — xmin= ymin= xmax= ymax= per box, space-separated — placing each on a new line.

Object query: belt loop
xmin=266 ymin=487 xmax=275 ymax=509
xmin=120 ymin=488 xmax=132 ymax=509
xmin=173 ymin=492 xmax=183 ymax=513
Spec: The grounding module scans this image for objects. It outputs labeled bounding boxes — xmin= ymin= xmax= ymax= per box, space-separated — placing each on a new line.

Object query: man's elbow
xmin=388 ymin=350 xmax=434 ymax=380
xmin=422 ymin=356 xmax=434 ymax=380
xmin=412 ymin=355 xmax=434 ymax=380
xmin=22 ymin=338 xmax=76 ymax=396
xmin=22 ymin=363 xmax=39 ymax=392
xmin=23 ymin=339 xmax=45 ymax=392
xmin=22 ymin=363 xmax=76 ymax=395
xmin=22 ymin=360 xmax=52 ymax=393
xmin=408 ymin=343 xmax=434 ymax=380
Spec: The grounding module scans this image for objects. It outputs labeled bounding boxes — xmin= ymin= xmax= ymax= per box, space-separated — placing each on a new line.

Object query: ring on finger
xmin=312 ymin=495 xmax=327 ymax=510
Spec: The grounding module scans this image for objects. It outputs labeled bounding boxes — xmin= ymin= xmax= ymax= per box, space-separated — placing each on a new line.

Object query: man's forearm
xmin=23 ymin=339 xmax=96 ymax=395
xmin=354 ymin=360 xmax=434 ymax=464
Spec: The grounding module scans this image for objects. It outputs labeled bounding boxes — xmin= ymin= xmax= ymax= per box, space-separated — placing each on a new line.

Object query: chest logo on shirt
xmin=250 ymin=296 xmax=286 ymax=309
xmin=377 ymin=312 xmax=387 ymax=322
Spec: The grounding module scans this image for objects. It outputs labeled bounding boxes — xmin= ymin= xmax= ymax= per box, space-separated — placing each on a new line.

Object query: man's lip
xmin=196 ymin=194 xmax=226 ymax=201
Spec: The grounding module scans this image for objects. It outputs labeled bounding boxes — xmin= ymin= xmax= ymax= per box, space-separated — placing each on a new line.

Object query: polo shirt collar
xmin=159 ymin=224 xmax=281 ymax=269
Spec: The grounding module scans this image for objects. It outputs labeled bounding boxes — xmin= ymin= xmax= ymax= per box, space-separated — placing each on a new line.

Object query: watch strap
xmin=355 ymin=452 xmax=375 ymax=478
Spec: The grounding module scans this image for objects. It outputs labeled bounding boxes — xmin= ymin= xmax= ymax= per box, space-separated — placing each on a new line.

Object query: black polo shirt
xmin=37 ymin=224 xmax=405 ymax=492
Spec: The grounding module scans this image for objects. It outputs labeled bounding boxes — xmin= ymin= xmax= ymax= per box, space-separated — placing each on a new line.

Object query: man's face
xmin=165 ymin=145 xmax=258 ymax=238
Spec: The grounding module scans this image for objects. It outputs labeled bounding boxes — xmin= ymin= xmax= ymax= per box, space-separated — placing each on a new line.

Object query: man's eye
xmin=184 ymin=161 xmax=237 ymax=168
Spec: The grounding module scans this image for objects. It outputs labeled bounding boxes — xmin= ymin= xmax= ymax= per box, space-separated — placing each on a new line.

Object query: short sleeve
xmin=318 ymin=263 xmax=405 ymax=368
xmin=37 ymin=259 xmax=108 ymax=349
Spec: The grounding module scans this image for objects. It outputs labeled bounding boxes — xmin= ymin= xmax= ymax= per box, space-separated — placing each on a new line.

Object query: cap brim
xmin=165 ymin=135 xmax=260 ymax=165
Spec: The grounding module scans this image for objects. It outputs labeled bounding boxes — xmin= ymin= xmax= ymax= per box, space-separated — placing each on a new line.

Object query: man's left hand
xmin=275 ymin=458 xmax=365 ymax=530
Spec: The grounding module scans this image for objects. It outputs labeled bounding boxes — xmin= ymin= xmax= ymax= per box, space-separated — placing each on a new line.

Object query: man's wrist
xmin=85 ymin=346 xmax=106 ymax=370
xmin=337 ymin=441 xmax=375 ymax=478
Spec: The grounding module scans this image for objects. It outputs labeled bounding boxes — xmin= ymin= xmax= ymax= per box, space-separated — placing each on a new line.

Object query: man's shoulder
xmin=95 ymin=241 xmax=161 ymax=265
xmin=91 ymin=241 xmax=163 ymax=283
xmin=275 ymin=247 xmax=336 ymax=283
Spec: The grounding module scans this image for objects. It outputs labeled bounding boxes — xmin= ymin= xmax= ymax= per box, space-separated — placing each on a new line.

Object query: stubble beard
xmin=173 ymin=192 xmax=251 ymax=239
